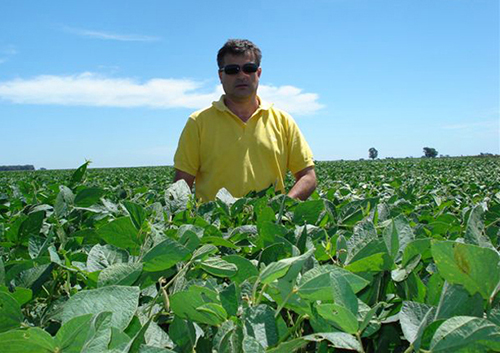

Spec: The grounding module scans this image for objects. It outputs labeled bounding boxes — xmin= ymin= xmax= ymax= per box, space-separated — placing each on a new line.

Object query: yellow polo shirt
xmin=174 ymin=95 xmax=314 ymax=202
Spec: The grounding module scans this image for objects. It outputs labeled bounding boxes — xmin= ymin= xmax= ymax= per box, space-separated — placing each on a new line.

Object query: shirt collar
xmin=213 ymin=95 xmax=273 ymax=112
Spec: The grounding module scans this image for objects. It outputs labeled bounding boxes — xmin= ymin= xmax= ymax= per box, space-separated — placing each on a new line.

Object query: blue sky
xmin=0 ymin=0 xmax=498 ymax=169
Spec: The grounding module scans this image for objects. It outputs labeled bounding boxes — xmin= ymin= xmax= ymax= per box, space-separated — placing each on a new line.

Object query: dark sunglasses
xmin=219 ymin=62 xmax=259 ymax=75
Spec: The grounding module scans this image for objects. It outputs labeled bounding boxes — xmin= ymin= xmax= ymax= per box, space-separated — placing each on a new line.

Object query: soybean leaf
xmin=316 ymin=303 xmax=359 ymax=334
xmin=55 ymin=185 xmax=74 ymax=218
xmin=430 ymin=316 xmax=500 ymax=352
xmin=62 ymin=285 xmax=140 ymax=330
xmin=345 ymin=252 xmax=393 ymax=273
xmin=435 ymin=282 xmax=484 ymax=320
xmin=297 ymin=265 xmax=369 ymax=302
xmin=74 ymin=187 xmax=105 ymax=207
xmin=55 ymin=314 xmax=94 ymax=353
xmin=18 ymin=210 xmax=45 ymax=243
xmin=293 ymin=200 xmax=325 ymax=225
xmin=15 ymin=263 xmax=53 ymax=295
xmin=87 ymin=244 xmax=129 ymax=272
xmin=142 ymin=320 xmax=173 ymax=349
xmin=124 ymin=317 xmax=152 ymax=353
xmin=304 ymin=332 xmax=362 ymax=352
xmin=260 ymin=249 xmax=314 ymax=285
xmin=123 ymin=201 xmax=146 ymax=231
xmin=383 ymin=214 xmax=414 ymax=263
xmin=346 ymin=222 xmax=388 ymax=266
xmin=200 ymin=257 xmax=238 ymax=278
xmin=222 ymin=255 xmax=259 ymax=285
xmin=0 ymin=286 xmax=32 ymax=306
xmin=142 ymin=238 xmax=191 ymax=272
xmin=165 ymin=180 xmax=191 ymax=214
xmin=267 ymin=338 xmax=308 ymax=353
xmin=179 ymin=230 xmax=200 ymax=253
xmin=220 ymin=283 xmax=239 ymax=318
xmin=109 ymin=327 xmax=132 ymax=351
xmin=170 ymin=286 xmax=224 ymax=326
xmin=97 ymin=263 xmax=143 ymax=287
xmin=488 ymin=308 xmax=500 ymax=326
xmin=336 ymin=234 xmax=348 ymax=264
xmin=201 ymin=236 xmax=238 ymax=249
xmin=70 ymin=161 xmax=90 ymax=186
xmin=81 ymin=311 xmax=113 ymax=353
xmin=168 ymin=317 xmax=196 ymax=353
xmin=214 ymin=320 xmax=243 ymax=353
xmin=192 ymin=244 xmax=218 ymax=261
xmin=431 ymin=240 xmax=500 ymax=300
xmin=464 ymin=203 xmax=492 ymax=248
xmin=197 ymin=303 xmax=227 ymax=322
xmin=359 ymin=302 xmax=383 ymax=333
xmin=244 ymin=305 xmax=278 ymax=349
xmin=242 ymin=335 xmax=266 ymax=353
xmin=399 ymin=301 xmax=436 ymax=349
xmin=0 ymin=327 xmax=56 ymax=353
xmin=330 ymin=272 xmax=358 ymax=315
xmin=426 ymin=272 xmax=445 ymax=306
xmin=401 ymin=238 xmax=431 ymax=268
xmin=391 ymin=254 xmax=421 ymax=282
xmin=0 ymin=292 xmax=23 ymax=333
xmin=98 ymin=217 xmax=142 ymax=255
xmin=216 ymin=188 xmax=237 ymax=206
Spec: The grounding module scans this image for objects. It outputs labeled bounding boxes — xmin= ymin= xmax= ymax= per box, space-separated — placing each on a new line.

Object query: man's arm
xmin=174 ymin=169 xmax=195 ymax=189
xmin=287 ymin=166 xmax=317 ymax=201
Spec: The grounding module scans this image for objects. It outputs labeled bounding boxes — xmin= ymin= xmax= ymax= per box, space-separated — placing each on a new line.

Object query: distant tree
xmin=368 ymin=147 xmax=378 ymax=160
xmin=0 ymin=165 xmax=35 ymax=171
xmin=423 ymin=147 xmax=438 ymax=158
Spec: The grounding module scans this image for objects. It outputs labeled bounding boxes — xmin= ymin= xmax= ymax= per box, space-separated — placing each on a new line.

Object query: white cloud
xmin=259 ymin=85 xmax=324 ymax=115
xmin=64 ymin=27 xmax=160 ymax=42
xmin=0 ymin=72 xmax=323 ymax=115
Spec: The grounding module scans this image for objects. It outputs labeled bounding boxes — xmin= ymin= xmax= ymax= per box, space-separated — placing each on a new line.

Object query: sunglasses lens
xmin=223 ymin=65 xmax=240 ymax=75
xmin=222 ymin=63 xmax=259 ymax=75
xmin=242 ymin=63 xmax=259 ymax=74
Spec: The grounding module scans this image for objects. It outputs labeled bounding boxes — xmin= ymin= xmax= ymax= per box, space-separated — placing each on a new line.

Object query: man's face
xmin=218 ymin=52 xmax=262 ymax=102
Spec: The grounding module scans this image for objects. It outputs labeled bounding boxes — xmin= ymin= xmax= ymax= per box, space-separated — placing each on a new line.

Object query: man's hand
xmin=288 ymin=166 xmax=317 ymax=201
xmin=174 ymin=169 xmax=195 ymax=189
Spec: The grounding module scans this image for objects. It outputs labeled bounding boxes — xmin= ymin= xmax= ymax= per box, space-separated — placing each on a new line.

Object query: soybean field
xmin=0 ymin=157 xmax=499 ymax=352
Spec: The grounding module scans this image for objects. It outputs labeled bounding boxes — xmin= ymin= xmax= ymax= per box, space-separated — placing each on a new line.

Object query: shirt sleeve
xmin=285 ymin=113 xmax=315 ymax=174
xmin=173 ymin=117 xmax=200 ymax=176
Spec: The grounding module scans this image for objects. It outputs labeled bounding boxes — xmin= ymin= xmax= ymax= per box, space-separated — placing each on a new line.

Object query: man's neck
xmin=224 ymin=95 xmax=260 ymax=123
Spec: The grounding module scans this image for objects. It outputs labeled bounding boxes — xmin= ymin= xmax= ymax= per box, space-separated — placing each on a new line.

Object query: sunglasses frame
xmin=219 ymin=62 xmax=259 ymax=75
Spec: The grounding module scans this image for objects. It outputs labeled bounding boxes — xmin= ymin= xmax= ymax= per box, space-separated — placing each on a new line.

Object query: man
xmin=173 ymin=39 xmax=316 ymax=202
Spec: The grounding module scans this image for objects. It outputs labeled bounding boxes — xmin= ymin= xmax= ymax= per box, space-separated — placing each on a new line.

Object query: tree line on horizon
xmin=0 ymin=165 xmax=35 ymax=171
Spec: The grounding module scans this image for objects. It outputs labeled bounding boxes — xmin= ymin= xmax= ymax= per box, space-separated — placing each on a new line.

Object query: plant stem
xmin=276 ymin=314 xmax=308 ymax=345
xmin=251 ymin=275 xmax=262 ymax=306
xmin=146 ymin=259 xmax=192 ymax=318
xmin=403 ymin=344 xmax=414 ymax=353
xmin=274 ymin=288 xmax=296 ymax=318
xmin=355 ymin=332 xmax=366 ymax=353
xmin=276 ymin=195 xmax=286 ymax=224
xmin=255 ymin=283 xmax=267 ymax=306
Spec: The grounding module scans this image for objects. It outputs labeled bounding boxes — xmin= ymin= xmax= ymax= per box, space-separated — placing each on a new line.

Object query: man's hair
xmin=217 ymin=39 xmax=262 ymax=68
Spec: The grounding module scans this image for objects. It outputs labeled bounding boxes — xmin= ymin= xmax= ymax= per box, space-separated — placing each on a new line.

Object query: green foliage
xmin=423 ymin=147 xmax=438 ymax=158
xmin=0 ymin=157 xmax=499 ymax=352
